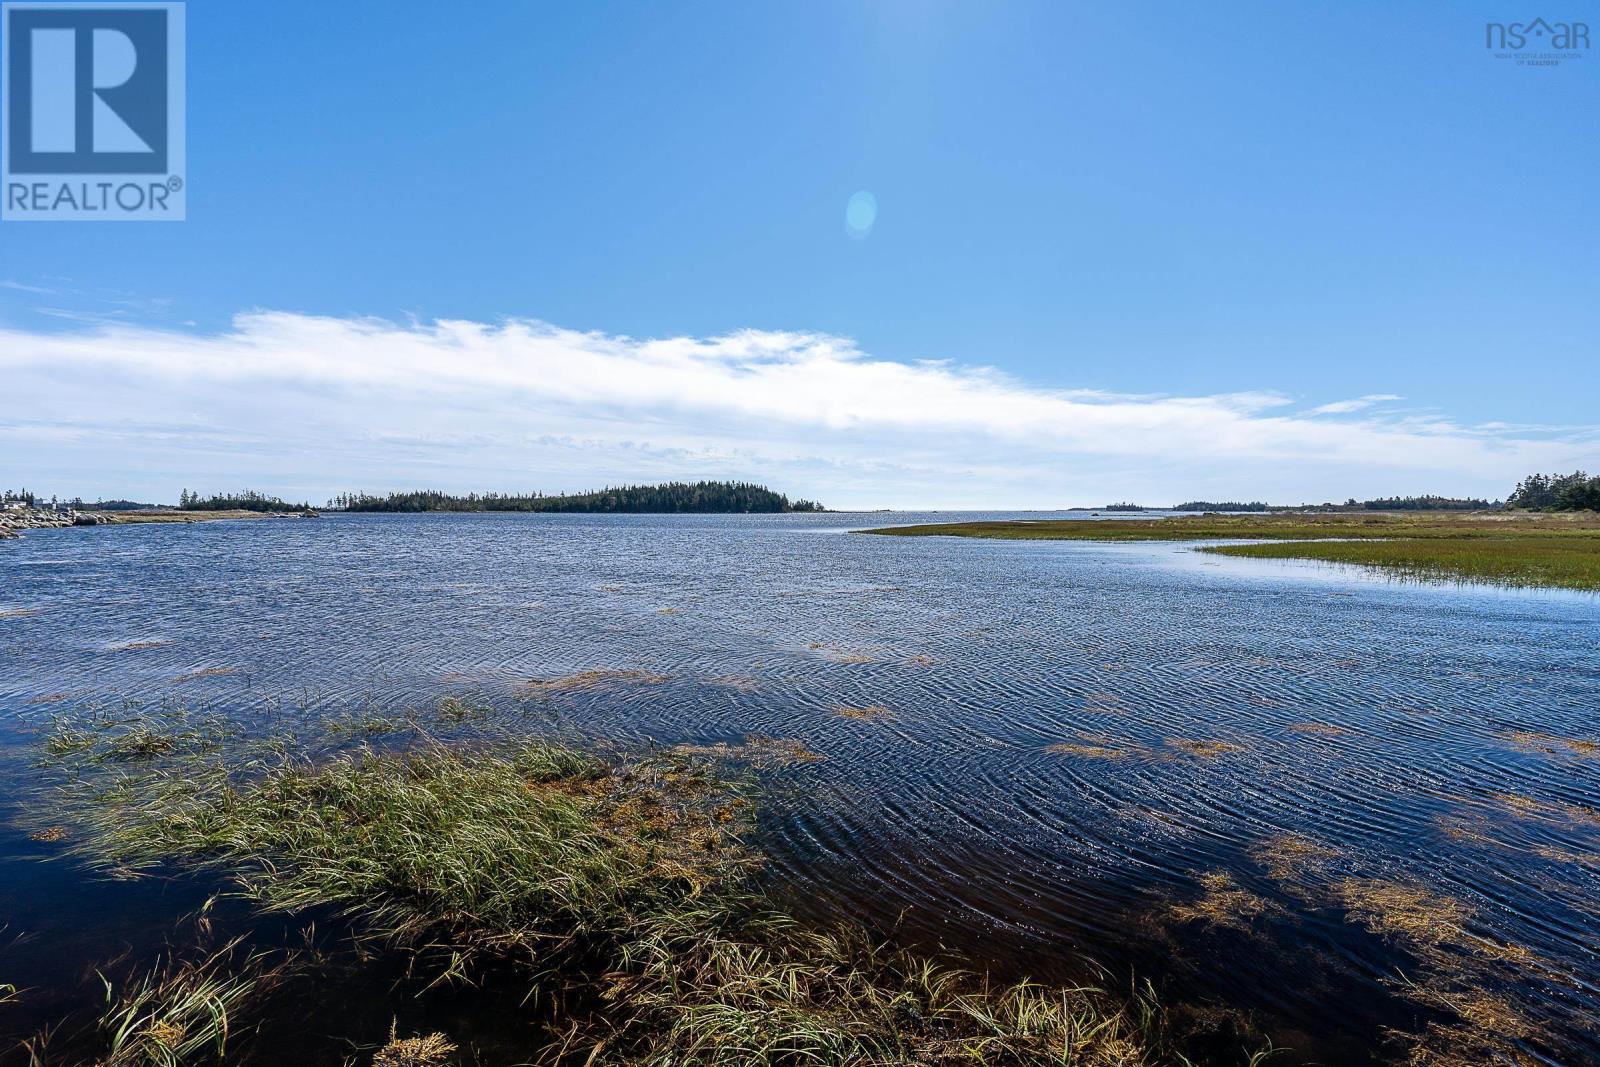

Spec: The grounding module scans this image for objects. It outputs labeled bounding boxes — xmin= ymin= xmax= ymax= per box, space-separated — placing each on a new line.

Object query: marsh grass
xmin=520 ymin=670 xmax=670 ymax=696
xmin=1165 ymin=739 xmax=1241 ymax=758
xmin=372 ymin=1028 xmax=457 ymax=1067
xmin=40 ymin=707 xmax=232 ymax=764
xmin=1045 ymin=731 xmax=1143 ymax=761
xmin=168 ymin=668 xmax=238 ymax=685
xmin=862 ymin=512 xmax=1600 ymax=591
xmin=832 ymin=704 xmax=893 ymax=721
xmin=671 ymin=735 xmax=826 ymax=766
xmin=1168 ymin=874 xmax=1277 ymax=933
xmin=1503 ymin=731 xmax=1599 ymax=758
xmin=64 ymin=741 xmax=751 ymax=968
xmin=1286 ymin=723 xmax=1347 ymax=736
xmin=1045 ymin=742 xmax=1129 ymax=760
xmin=1245 ymin=835 xmax=1553 ymax=1065
xmin=21 ymin=945 xmax=274 ymax=1067
xmin=435 ymin=695 xmax=493 ymax=722
xmin=1203 ymin=538 xmax=1600 ymax=592
xmin=26 ymin=714 xmax=1224 ymax=1066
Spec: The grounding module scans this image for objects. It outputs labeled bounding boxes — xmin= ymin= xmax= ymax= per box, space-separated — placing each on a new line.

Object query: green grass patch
xmin=1201 ymin=538 xmax=1600 ymax=591
xmin=862 ymin=512 xmax=1600 ymax=591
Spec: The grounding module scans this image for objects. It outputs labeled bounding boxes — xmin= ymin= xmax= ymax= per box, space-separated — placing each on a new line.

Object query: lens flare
xmin=845 ymin=190 xmax=877 ymax=239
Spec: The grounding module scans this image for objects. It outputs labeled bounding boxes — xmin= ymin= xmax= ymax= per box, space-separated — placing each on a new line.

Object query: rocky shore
xmin=0 ymin=507 xmax=109 ymax=538
xmin=2 ymin=507 xmax=310 ymax=540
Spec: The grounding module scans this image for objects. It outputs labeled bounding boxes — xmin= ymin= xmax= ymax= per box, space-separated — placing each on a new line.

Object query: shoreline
xmin=0 ymin=507 xmax=311 ymax=539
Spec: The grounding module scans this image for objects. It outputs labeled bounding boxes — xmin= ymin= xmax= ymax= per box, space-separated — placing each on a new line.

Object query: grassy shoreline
xmin=19 ymin=713 xmax=1214 ymax=1066
xmin=860 ymin=512 xmax=1600 ymax=591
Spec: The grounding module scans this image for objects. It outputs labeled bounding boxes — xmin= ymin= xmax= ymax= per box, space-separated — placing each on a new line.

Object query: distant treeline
xmin=329 ymin=481 xmax=825 ymax=514
xmin=1172 ymin=497 xmax=1490 ymax=512
xmin=1507 ymin=471 xmax=1600 ymax=512
xmin=179 ymin=489 xmax=311 ymax=512
xmin=3 ymin=489 xmax=153 ymax=511
xmin=1175 ymin=501 xmax=1269 ymax=512
xmin=1362 ymin=495 xmax=1492 ymax=511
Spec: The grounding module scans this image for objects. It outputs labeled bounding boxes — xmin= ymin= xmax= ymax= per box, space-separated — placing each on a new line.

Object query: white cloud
xmin=1307 ymin=394 xmax=1403 ymax=416
xmin=0 ymin=280 xmax=57 ymax=295
xmin=0 ymin=312 xmax=1594 ymax=507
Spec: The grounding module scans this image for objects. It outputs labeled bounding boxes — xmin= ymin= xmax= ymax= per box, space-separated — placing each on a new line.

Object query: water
xmin=2 ymin=512 xmax=1598 ymax=1064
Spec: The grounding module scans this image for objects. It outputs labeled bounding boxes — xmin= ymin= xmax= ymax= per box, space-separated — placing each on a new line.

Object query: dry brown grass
xmin=1491 ymin=791 xmax=1600 ymax=825
xmin=372 ymin=1030 xmax=457 ymax=1067
xmin=1434 ymin=815 xmax=1503 ymax=849
xmin=1166 ymin=738 xmax=1242 ymax=758
xmin=672 ymin=735 xmax=826 ymax=766
xmin=1334 ymin=878 xmax=1471 ymax=947
xmin=832 ymin=704 xmax=893 ymax=721
xmin=1169 ymin=872 xmax=1277 ymax=932
xmin=110 ymin=640 xmax=169 ymax=651
xmin=1248 ymin=834 xmax=1338 ymax=882
xmin=1046 ymin=742 xmax=1128 ymax=760
xmin=1288 ymin=722 xmax=1348 ymax=736
xmin=1534 ymin=844 xmax=1600 ymax=868
xmin=29 ymin=826 xmax=68 ymax=843
xmin=520 ymin=669 xmax=669 ymax=694
xmin=169 ymin=667 xmax=237 ymax=684
xmin=1246 ymin=834 xmax=1549 ymax=1064
xmin=1504 ymin=730 xmax=1600 ymax=758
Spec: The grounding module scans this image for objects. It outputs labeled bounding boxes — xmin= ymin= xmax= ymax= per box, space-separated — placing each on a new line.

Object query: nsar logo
xmin=1485 ymin=17 xmax=1589 ymax=66
xmin=2 ymin=2 xmax=185 ymax=221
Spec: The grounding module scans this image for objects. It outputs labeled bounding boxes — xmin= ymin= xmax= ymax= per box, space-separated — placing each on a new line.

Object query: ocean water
xmin=1 ymin=512 xmax=1597 ymax=1064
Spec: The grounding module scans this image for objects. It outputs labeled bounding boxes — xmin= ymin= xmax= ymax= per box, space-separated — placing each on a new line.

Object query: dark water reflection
xmin=2 ymin=512 xmax=1598 ymax=1064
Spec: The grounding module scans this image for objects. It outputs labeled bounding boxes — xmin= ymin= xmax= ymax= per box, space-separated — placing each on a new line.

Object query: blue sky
xmin=3 ymin=1 xmax=1597 ymax=507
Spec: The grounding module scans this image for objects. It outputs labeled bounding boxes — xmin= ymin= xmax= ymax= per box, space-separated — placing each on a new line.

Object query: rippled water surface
xmin=2 ymin=512 xmax=1598 ymax=1064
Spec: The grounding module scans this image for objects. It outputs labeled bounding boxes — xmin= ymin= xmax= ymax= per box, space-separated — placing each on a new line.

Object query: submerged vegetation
xmin=20 ymin=710 xmax=1218 ymax=1066
xmin=863 ymin=512 xmax=1600 ymax=591
xmin=329 ymin=481 xmax=824 ymax=514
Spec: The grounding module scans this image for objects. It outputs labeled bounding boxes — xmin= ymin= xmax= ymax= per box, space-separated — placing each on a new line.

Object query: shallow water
xmin=2 ymin=512 xmax=1598 ymax=1064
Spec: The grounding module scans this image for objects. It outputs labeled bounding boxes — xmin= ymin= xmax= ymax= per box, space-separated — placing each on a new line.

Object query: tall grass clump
xmin=33 ymin=720 xmax=1228 ymax=1065
xmin=21 ymin=945 xmax=274 ymax=1067
xmin=66 ymin=740 xmax=754 ymax=975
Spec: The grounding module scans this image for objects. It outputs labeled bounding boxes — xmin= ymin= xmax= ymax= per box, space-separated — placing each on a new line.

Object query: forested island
xmin=328 ymin=481 xmax=824 ymax=514
xmin=179 ymin=489 xmax=312 ymax=512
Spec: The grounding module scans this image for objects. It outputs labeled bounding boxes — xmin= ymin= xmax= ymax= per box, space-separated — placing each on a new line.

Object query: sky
xmin=2 ymin=0 xmax=1597 ymax=509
